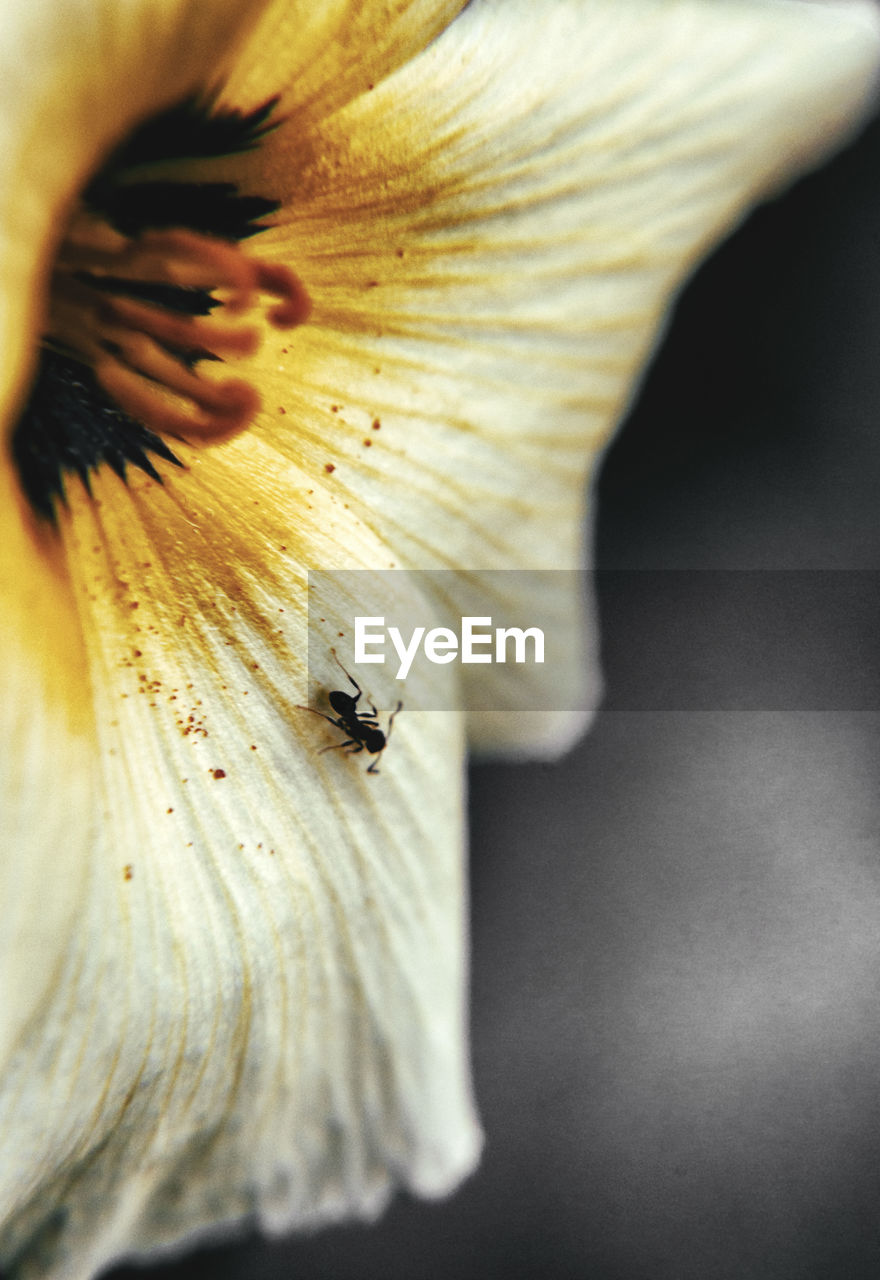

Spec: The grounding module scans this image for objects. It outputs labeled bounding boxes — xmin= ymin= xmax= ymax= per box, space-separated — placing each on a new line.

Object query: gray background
xmin=110 ymin=106 xmax=880 ymax=1280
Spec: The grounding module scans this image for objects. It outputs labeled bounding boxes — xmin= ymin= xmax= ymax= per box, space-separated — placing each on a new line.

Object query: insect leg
xmin=385 ymin=701 xmax=403 ymax=742
xmin=296 ymin=704 xmax=346 ymax=729
xmin=330 ymin=648 xmax=364 ymax=706
xmin=318 ymin=738 xmax=356 ymax=755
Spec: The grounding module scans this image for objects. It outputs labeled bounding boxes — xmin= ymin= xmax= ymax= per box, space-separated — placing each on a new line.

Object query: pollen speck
xmin=372 ymin=418 xmax=381 ymax=430
xmin=212 ymin=768 xmax=226 ymax=779
xmin=166 ymin=807 xmax=173 ymax=814
xmin=278 ymin=406 xmax=286 ymax=414
xmin=330 ymin=405 xmax=339 ymax=413
xmin=123 ymin=864 xmax=133 ymax=881
xmin=363 ymin=438 xmax=372 ymax=447
xmin=324 ymin=463 xmax=335 ymax=474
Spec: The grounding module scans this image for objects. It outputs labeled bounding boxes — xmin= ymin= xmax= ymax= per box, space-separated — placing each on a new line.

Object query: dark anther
xmin=13 ymin=348 xmax=182 ymax=522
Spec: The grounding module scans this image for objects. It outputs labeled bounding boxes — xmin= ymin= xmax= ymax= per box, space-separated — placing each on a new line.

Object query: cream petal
xmin=222 ymin=0 xmax=468 ymax=126
xmin=227 ymin=0 xmax=880 ymax=754
xmin=0 ymin=443 xmax=479 ymax=1279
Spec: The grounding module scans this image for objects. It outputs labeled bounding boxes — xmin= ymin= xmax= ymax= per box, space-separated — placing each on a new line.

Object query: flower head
xmin=1 ymin=2 xmax=878 ymax=1277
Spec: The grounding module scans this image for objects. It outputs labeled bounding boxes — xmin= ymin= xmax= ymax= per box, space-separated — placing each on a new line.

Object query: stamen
xmin=99 ymin=294 xmax=260 ymax=357
xmin=252 ymin=261 xmax=312 ymax=328
xmin=56 ymin=208 xmax=130 ymax=259
xmin=104 ymin=229 xmax=264 ymax=304
xmin=47 ymin=224 xmax=310 ymax=445
xmin=96 ymin=359 xmax=259 ymax=442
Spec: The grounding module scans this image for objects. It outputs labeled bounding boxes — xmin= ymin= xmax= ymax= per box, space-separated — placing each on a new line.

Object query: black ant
xmin=298 ymin=650 xmax=402 ymax=774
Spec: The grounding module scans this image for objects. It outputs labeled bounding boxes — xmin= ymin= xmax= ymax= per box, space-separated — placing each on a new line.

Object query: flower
xmin=1 ymin=1 xmax=877 ymax=1277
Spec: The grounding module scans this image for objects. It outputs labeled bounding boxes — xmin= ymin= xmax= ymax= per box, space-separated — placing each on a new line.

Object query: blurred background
xmin=111 ymin=97 xmax=880 ymax=1280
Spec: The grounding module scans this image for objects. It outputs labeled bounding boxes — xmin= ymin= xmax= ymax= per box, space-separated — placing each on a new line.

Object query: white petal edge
xmin=223 ymin=0 xmax=880 ymax=756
